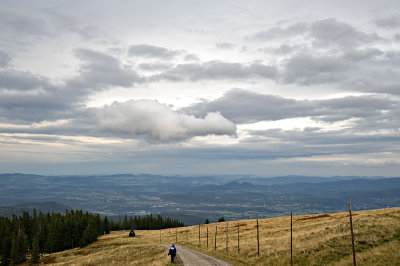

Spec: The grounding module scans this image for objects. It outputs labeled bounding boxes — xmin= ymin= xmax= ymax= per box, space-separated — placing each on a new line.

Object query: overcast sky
xmin=1 ymin=0 xmax=399 ymax=177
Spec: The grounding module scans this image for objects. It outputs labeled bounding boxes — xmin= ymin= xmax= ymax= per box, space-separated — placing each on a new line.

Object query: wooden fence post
xmin=160 ymin=230 xmax=161 ymax=244
xmin=257 ymin=218 xmax=260 ymax=257
xmin=207 ymin=227 xmax=209 ymax=249
xmin=176 ymin=227 xmax=178 ymax=243
xmin=349 ymin=198 xmax=357 ymax=266
xmin=291 ymin=212 xmax=293 ymax=266
xmin=215 ymin=226 xmax=218 ymax=250
xmin=226 ymin=222 xmax=229 ymax=252
xmin=237 ymin=221 xmax=240 ymax=254
xmin=199 ymin=224 xmax=201 ymax=247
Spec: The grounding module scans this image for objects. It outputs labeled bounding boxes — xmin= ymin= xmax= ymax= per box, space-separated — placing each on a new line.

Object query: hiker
xmin=168 ymin=244 xmax=177 ymax=263
xmin=129 ymin=229 xmax=135 ymax=237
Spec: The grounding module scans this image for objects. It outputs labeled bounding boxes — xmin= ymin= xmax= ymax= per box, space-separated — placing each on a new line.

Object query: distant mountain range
xmin=1 ymin=173 xmax=399 ymax=224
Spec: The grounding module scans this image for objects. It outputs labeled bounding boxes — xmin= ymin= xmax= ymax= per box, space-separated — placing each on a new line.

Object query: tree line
xmin=0 ymin=210 xmax=184 ymax=265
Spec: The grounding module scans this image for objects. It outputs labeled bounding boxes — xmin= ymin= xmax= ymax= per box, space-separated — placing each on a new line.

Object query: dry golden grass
xmin=43 ymin=207 xmax=400 ymax=265
xmin=40 ymin=230 xmax=172 ymax=265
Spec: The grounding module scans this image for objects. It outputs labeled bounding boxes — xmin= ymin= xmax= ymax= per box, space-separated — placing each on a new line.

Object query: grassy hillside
xmin=35 ymin=207 xmax=400 ymax=265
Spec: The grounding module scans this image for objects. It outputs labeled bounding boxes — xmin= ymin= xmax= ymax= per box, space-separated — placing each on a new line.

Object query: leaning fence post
xmin=349 ymin=198 xmax=357 ymax=266
xmin=291 ymin=212 xmax=293 ymax=266
xmin=257 ymin=218 xmax=260 ymax=257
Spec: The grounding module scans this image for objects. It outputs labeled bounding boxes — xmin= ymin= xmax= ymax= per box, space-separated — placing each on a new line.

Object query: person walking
xmin=168 ymin=244 xmax=177 ymax=263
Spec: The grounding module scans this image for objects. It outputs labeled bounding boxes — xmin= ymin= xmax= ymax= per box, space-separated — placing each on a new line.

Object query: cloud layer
xmin=1 ymin=1 xmax=399 ymax=176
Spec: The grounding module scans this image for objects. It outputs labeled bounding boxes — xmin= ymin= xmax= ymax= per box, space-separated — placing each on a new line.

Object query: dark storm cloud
xmin=128 ymin=44 xmax=180 ymax=59
xmin=183 ymin=88 xmax=398 ymax=124
xmin=152 ymin=61 xmax=277 ymax=81
xmin=374 ymin=14 xmax=400 ymax=28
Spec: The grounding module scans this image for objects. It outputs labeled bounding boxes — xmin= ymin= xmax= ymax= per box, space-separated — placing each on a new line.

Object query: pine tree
xmin=103 ymin=217 xmax=110 ymax=234
xmin=10 ymin=226 xmax=28 ymax=264
xmin=30 ymin=234 xmax=40 ymax=264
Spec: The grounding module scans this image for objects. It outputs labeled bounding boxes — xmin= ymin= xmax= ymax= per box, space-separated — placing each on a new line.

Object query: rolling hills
xmin=2 ymin=173 xmax=400 ymax=223
xmin=37 ymin=207 xmax=400 ymax=265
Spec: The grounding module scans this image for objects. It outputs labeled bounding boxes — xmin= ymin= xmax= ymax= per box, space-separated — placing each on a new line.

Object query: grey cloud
xmin=216 ymin=42 xmax=236 ymax=49
xmin=138 ymin=62 xmax=172 ymax=71
xmin=250 ymin=22 xmax=308 ymax=41
xmin=184 ymin=54 xmax=200 ymax=61
xmin=70 ymin=48 xmax=142 ymax=90
xmin=374 ymin=14 xmax=400 ymax=28
xmin=0 ymin=69 xmax=48 ymax=91
xmin=281 ymin=48 xmax=386 ymax=87
xmin=184 ymin=89 xmax=302 ymax=123
xmin=0 ymin=49 xmax=143 ymax=123
xmin=0 ymin=8 xmax=100 ymax=47
xmin=43 ymin=9 xmax=101 ymax=40
xmin=128 ymin=44 xmax=180 ymax=59
xmin=261 ymin=44 xmax=303 ymax=55
xmin=153 ymin=61 xmax=277 ymax=82
xmin=0 ymin=51 xmax=11 ymax=67
xmin=283 ymin=54 xmax=349 ymax=85
xmin=183 ymin=88 xmax=398 ymax=125
xmin=0 ymin=8 xmax=50 ymax=38
xmin=95 ymin=100 xmax=236 ymax=141
xmin=244 ymin=128 xmax=400 ymax=158
xmin=309 ymin=18 xmax=377 ymax=48
xmin=250 ymin=18 xmax=378 ymax=50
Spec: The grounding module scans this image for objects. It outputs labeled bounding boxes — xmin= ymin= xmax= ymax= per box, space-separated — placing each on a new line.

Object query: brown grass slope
xmin=37 ymin=207 xmax=400 ymax=265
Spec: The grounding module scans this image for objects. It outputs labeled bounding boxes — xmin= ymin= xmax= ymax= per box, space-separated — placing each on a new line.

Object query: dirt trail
xmin=159 ymin=244 xmax=233 ymax=266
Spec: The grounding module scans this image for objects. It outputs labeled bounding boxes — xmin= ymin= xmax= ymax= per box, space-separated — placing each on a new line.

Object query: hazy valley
xmin=2 ymin=174 xmax=400 ymax=224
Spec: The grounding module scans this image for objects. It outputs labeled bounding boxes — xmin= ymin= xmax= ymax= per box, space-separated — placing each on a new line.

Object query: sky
xmin=0 ymin=0 xmax=399 ymax=176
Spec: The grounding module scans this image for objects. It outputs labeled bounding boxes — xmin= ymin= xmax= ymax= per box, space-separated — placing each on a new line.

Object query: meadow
xmin=39 ymin=207 xmax=400 ymax=265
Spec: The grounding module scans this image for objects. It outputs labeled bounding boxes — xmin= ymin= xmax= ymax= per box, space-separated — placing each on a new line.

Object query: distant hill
xmin=0 ymin=201 xmax=72 ymax=217
xmin=1 ymin=173 xmax=400 ymax=221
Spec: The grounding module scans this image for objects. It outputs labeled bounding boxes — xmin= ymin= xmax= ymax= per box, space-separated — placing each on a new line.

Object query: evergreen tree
xmin=103 ymin=217 xmax=110 ymax=234
xmin=10 ymin=227 xmax=28 ymax=265
xmin=30 ymin=234 xmax=40 ymax=264
xmin=80 ymin=221 xmax=97 ymax=248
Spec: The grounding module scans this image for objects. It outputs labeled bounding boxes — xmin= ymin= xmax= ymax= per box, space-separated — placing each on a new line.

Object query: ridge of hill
xmin=40 ymin=207 xmax=400 ymax=265
xmin=0 ymin=202 xmax=72 ymax=217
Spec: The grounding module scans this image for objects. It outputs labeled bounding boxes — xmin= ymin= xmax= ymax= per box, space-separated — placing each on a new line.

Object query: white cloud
xmin=96 ymin=100 xmax=236 ymax=141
